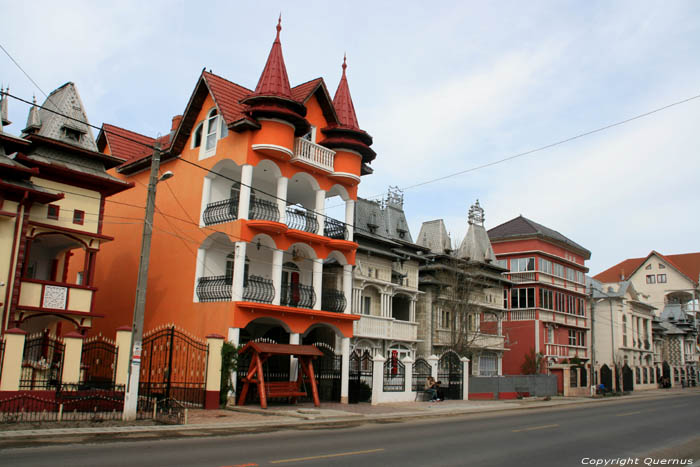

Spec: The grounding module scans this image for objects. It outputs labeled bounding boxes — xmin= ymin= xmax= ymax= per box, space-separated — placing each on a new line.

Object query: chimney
xmin=620 ymin=268 xmax=625 ymax=281
xmin=171 ymin=115 xmax=183 ymax=132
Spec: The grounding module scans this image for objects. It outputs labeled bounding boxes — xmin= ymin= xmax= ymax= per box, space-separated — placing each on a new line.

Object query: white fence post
xmin=403 ymin=356 xmax=414 ymax=396
xmin=461 ymin=357 xmax=470 ymax=400
xmin=427 ymin=355 xmax=439 ymax=380
xmin=371 ymin=355 xmax=386 ymax=406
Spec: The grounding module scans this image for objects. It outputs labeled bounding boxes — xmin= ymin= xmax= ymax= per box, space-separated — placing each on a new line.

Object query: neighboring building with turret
xmin=416 ymin=201 xmax=510 ymax=375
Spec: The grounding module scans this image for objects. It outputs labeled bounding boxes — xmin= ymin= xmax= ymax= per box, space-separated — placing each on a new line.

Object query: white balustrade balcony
xmin=293 ymin=138 xmax=335 ymax=173
xmin=353 ymin=314 xmax=418 ymax=342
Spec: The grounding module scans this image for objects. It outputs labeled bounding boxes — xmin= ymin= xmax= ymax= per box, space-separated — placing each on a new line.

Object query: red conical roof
xmin=253 ymin=17 xmax=292 ymax=98
xmin=332 ymin=55 xmax=360 ymax=130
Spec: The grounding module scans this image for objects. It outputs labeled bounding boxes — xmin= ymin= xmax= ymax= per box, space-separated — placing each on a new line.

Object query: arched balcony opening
xmin=280 ymin=243 xmax=316 ymax=308
xmin=323 ymin=184 xmax=351 ymax=240
xmin=321 ymin=251 xmax=347 ymax=313
xmin=249 ymin=160 xmax=282 ymax=222
xmin=359 ymin=285 xmax=382 ymax=317
xmin=286 ymin=172 xmax=321 ymax=234
xmin=195 ymin=233 xmax=237 ymax=302
xmin=201 ymin=160 xmax=242 ymax=226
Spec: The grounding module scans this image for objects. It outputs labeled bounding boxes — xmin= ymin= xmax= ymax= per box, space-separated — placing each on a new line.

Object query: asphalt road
xmin=3 ymin=393 xmax=699 ymax=467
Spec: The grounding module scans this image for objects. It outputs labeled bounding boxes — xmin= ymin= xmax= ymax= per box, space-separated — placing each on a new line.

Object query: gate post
xmin=0 ymin=328 xmax=27 ymax=391
xmin=340 ymin=337 xmax=350 ymax=404
xmin=403 ymin=356 xmax=414 ymax=395
xmin=62 ymin=332 xmax=84 ymax=387
xmin=461 ymin=357 xmax=470 ymax=400
xmin=205 ymin=334 xmax=224 ymax=409
xmin=114 ymin=326 xmax=133 ymax=388
xmin=371 ymin=355 xmax=386 ymax=406
xmin=427 ymin=355 xmax=439 ymax=380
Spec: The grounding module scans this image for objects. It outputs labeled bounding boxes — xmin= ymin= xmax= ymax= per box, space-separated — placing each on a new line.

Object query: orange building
xmin=92 ymin=21 xmax=375 ymax=403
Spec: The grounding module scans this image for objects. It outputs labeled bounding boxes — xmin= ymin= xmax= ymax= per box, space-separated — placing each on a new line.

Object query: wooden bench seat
xmin=265 ymin=381 xmax=307 ymax=399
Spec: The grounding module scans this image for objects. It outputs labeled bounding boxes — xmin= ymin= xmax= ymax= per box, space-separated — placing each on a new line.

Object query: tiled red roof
xmin=202 ymin=71 xmax=251 ymax=124
xmin=594 ymin=251 xmax=700 ymax=285
xmin=332 ymin=57 xmax=360 ymax=130
xmin=251 ymin=19 xmax=292 ymax=98
xmin=291 ymin=78 xmax=323 ymax=103
xmin=100 ymin=124 xmax=154 ymax=162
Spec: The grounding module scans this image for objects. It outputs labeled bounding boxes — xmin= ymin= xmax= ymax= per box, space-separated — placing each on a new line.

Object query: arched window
xmin=192 ymin=122 xmax=203 ymax=148
xmin=205 ymin=109 xmax=219 ymax=151
xmin=622 ymin=315 xmax=628 ymax=347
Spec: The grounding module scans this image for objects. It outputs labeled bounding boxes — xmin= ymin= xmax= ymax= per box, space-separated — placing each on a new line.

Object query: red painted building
xmin=488 ymin=216 xmax=591 ymax=394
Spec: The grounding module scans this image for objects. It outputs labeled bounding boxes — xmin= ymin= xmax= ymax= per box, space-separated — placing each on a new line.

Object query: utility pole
xmin=589 ymin=287 xmax=596 ymax=396
xmin=123 ymin=144 xmax=168 ymax=420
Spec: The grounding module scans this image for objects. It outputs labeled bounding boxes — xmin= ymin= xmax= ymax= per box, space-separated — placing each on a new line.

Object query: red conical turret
xmin=332 ymin=55 xmax=360 ymax=130
xmin=241 ymin=17 xmax=309 ymax=135
xmin=320 ymin=56 xmax=376 ymax=163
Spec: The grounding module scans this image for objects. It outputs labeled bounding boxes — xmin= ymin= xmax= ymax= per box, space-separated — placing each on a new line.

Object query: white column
xmin=403 ymin=356 xmax=414 ymax=395
xmin=371 ymin=355 xmax=386 ymax=406
xmin=380 ymin=293 xmax=388 ymax=318
xmin=410 ymin=298 xmax=416 ymax=322
xmin=341 ymin=337 xmax=350 ymax=404
xmin=345 ymin=199 xmax=355 ymax=240
xmin=200 ymin=176 xmax=212 ymax=227
xmin=272 ymin=249 xmax=284 ymax=305
xmin=498 ymin=354 xmax=503 ymax=376
xmin=238 ymin=164 xmax=253 ymax=220
xmin=194 ymin=248 xmax=206 ymax=302
xmin=289 ymin=333 xmax=300 ymax=382
xmin=312 ymin=258 xmax=323 ymax=310
xmin=343 ymin=265 xmax=353 ymax=314
xmin=232 ymin=241 xmax=247 ymax=302
xmin=228 ymin=328 xmax=240 ymax=396
xmin=315 ymin=189 xmax=326 ymax=235
xmin=461 ymin=357 xmax=470 ymax=400
xmin=277 ymin=176 xmax=288 ymax=225
xmin=353 ymin=288 xmax=362 ymax=314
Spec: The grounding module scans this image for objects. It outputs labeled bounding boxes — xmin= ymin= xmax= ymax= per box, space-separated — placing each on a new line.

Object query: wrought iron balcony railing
xmin=196 ymin=275 xmax=232 ymax=302
xmin=202 ymin=196 xmax=239 ymax=226
xmin=323 ymin=216 xmax=348 ymax=240
xmin=242 ymin=275 xmax=275 ymax=304
xmin=286 ymin=206 xmax=319 ymax=234
xmin=249 ymin=197 xmax=280 ymax=222
xmin=321 ymin=288 xmax=346 ymax=313
xmin=281 ymin=282 xmax=316 ymax=309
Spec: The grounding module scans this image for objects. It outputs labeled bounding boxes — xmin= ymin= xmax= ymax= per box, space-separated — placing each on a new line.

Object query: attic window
xmin=192 ymin=123 xmax=203 ymax=148
xmin=645 ymin=264 xmax=652 ymax=270
xmin=62 ymin=126 xmax=83 ymax=143
xmin=205 ymin=109 xmax=219 ymax=151
xmin=658 ymin=263 xmax=665 ymax=269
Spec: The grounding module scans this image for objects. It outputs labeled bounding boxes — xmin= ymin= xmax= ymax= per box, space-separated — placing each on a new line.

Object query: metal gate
xmin=412 ymin=357 xmax=432 ymax=391
xmin=438 ymin=350 xmax=462 ymax=400
xmin=600 ymin=364 xmax=612 ymax=391
xmin=80 ymin=335 xmax=119 ymax=390
xmin=349 ymin=350 xmax=372 ymax=403
xmin=310 ymin=343 xmax=341 ymax=402
xmin=622 ymin=364 xmax=634 ymax=392
xmin=139 ymin=326 xmax=208 ymax=407
xmin=19 ymin=331 xmax=64 ymax=390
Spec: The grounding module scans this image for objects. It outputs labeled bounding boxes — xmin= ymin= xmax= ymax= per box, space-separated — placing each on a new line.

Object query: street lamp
xmin=123 ymin=144 xmax=171 ymax=420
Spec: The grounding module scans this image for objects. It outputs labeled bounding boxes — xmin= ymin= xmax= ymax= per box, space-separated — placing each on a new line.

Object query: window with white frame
xmin=568 ymin=329 xmax=577 ymax=346
xmin=511 ymin=288 xmax=535 ymax=309
xmin=646 ymin=274 xmax=656 ymax=284
xmin=440 ymin=309 xmax=451 ymax=329
xmin=205 ymin=109 xmax=219 ymax=151
xmin=566 ymin=267 xmax=576 ymax=282
xmin=553 ymin=263 xmax=565 ymax=278
xmin=503 ymin=289 xmax=509 ymax=309
xmin=539 ymin=258 xmax=552 ymax=274
xmin=479 ymin=353 xmax=498 ymax=376
xmin=539 ymin=289 xmax=553 ymax=310
xmin=495 ymin=259 xmax=508 ymax=270
xmin=547 ymin=326 xmax=554 ymax=343
xmin=511 ymin=257 xmax=535 ymax=272
xmin=657 ymin=274 xmax=667 ymax=283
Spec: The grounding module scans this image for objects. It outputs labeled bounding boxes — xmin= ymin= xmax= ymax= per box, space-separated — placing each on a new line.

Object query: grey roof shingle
xmin=487 ymin=215 xmax=591 ymax=258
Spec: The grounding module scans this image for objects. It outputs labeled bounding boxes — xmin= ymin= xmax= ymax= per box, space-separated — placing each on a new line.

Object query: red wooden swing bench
xmin=237 ymin=342 xmax=324 ymax=409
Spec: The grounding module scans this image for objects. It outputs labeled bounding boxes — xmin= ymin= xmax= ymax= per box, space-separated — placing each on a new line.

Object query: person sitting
xmin=425 ymin=376 xmax=438 ymax=401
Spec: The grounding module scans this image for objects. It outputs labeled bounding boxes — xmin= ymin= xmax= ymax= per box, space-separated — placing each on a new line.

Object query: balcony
xmin=196 ymin=276 xmax=231 ymax=302
xmin=507 ymin=272 xmax=537 ymax=283
xmin=202 ymin=197 xmax=239 ymax=226
xmin=18 ymin=279 xmax=94 ymax=314
xmin=539 ymin=310 xmax=588 ymax=329
xmin=323 ymin=217 xmax=348 ymax=240
xmin=545 ymin=344 xmax=588 ymax=359
xmin=353 ymin=315 xmax=418 ymax=341
xmin=242 ymin=276 xmax=275 ymax=304
xmin=285 ymin=205 xmax=318 ymax=234
xmin=292 ymin=138 xmax=335 ymax=173
xmin=281 ymin=282 xmax=316 ymax=309
xmin=249 ymin=197 xmax=280 ymax=222
xmin=321 ymin=288 xmax=347 ymax=313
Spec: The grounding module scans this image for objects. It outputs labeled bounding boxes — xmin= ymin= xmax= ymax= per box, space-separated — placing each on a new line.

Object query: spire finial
xmin=276 ymin=14 xmax=282 ymax=41
xmin=342 ymin=53 xmax=347 ymax=74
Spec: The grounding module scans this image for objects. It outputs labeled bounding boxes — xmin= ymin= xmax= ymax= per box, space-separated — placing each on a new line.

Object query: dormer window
xmin=61 ymin=126 xmax=83 ymax=143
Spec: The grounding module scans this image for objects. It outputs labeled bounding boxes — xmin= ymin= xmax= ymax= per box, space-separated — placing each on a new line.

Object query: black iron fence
xmin=139 ymin=326 xmax=208 ymax=408
xmin=383 ymin=356 xmax=405 ymax=392
xmin=243 ymin=275 xmax=275 ymax=303
xmin=438 ymin=351 xmax=463 ymax=400
xmin=286 ymin=206 xmax=319 ymax=233
xmin=349 ymin=350 xmax=373 ymax=403
xmin=19 ymin=332 xmax=64 ymax=390
xmin=281 ymin=282 xmax=315 ymax=309
xmin=323 ymin=217 xmax=348 ymax=240
xmin=202 ymin=196 xmax=239 ymax=225
xmin=321 ymin=288 xmax=346 ymax=313
xmin=196 ymin=275 xmax=232 ymax=302
xmin=250 ymin=197 xmax=280 ymax=222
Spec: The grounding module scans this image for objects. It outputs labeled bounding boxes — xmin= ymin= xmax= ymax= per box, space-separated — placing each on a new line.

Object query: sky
xmin=2 ymin=0 xmax=699 ymax=275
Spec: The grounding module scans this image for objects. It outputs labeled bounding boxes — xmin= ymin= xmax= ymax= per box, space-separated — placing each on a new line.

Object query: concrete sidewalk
xmin=0 ymin=388 xmax=696 ymax=440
